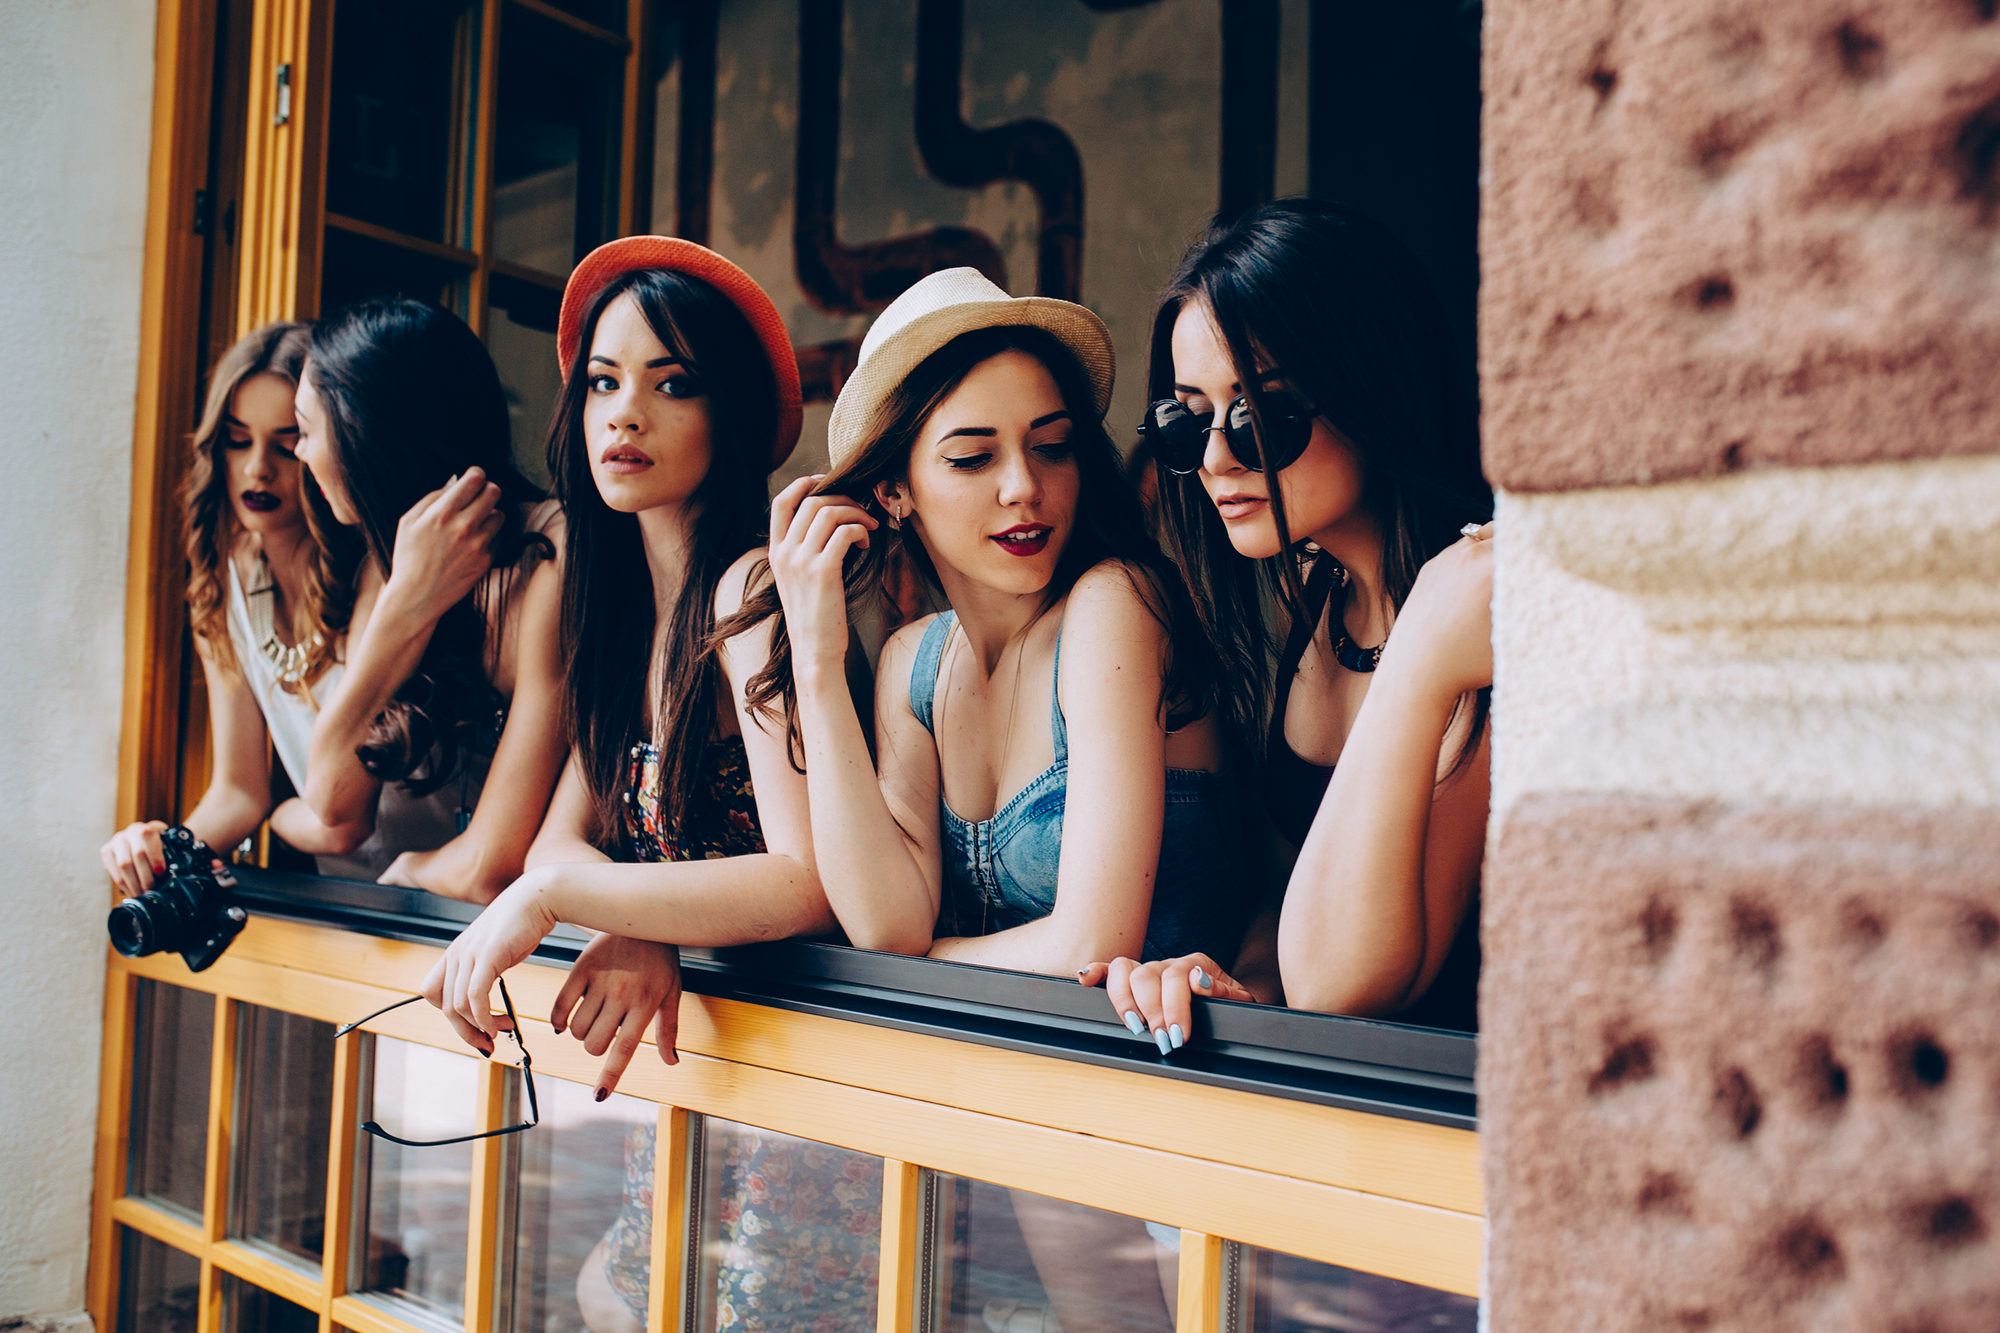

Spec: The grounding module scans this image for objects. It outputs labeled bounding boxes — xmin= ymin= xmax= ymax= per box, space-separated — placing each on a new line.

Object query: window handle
xmin=273 ymin=62 xmax=292 ymax=126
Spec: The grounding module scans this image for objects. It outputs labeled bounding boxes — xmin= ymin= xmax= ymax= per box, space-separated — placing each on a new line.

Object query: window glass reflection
xmin=692 ymin=1117 xmax=883 ymax=1333
xmin=492 ymin=7 xmax=622 ymax=275
xmin=116 ymin=1228 xmax=200 ymax=1333
xmin=325 ymin=0 xmax=475 ymax=243
xmin=232 ymin=1003 xmax=335 ymax=1264
xmin=508 ymin=1080 xmax=656 ymax=1333
xmin=924 ymin=1176 xmax=1175 ymax=1333
xmin=1223 ymin=1243 xmax=1477 ymax=1333
xmin=220 ymin=1272 xmax=319 ymax=1333
xmin=319 ymin=226 xmax=470 ymax=320
xmin=486 ymin=276 xmax=562 ymax=491
xmin=360 ymin=1036 xmax=480 ymax=1321
xmin=128 ymin=980 xmax=213 ymax=1218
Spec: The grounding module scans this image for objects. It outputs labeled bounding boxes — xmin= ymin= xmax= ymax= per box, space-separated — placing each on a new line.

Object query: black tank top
xmin=1265 ymin=556 xmax=1480 ymax=1032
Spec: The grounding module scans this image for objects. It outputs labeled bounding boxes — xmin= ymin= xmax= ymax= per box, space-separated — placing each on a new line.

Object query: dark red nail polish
xmin=594 ymin=1086 xmax=609 ymax=1102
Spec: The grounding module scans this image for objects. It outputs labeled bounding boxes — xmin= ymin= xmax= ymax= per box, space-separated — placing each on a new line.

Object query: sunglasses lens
xmin=1145 ymin=400 xmax=1209 ymax=475
xmin=1222 ymin=392 xmax=1315 ymax=473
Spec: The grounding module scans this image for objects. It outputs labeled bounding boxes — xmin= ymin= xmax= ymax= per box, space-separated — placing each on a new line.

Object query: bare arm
xmin=1278 ymin=531 xmax=1492 ymax=1017
xmin=302 ymin=472 xmax=503 ymax=835
xmin=928 ymin=564 xmax=1172 ymax=974
xmin=422 ymin=549 xmax=847 ymax=1051
xmin=524 ymin=754 xmax=614 ymax=870
xmin=767 ymin=479 xmax=946 ymax=954
xmin=380 ymin=553 xmax=569 ymax=902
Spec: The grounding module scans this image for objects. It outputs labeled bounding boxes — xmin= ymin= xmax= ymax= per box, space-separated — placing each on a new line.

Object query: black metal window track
xmin=230 ymin=866 xmax=1477 ymax=1131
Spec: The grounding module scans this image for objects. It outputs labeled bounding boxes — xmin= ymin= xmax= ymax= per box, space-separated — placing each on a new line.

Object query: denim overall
xmin=909 ymin=612 xmax=1244 ymax=961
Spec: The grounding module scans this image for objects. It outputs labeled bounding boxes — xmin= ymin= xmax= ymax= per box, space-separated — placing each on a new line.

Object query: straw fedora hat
xmin=558 ymin=236 xmax=804 ymax=469
xmin=825 ymin=268 xmax=1113 ymax=474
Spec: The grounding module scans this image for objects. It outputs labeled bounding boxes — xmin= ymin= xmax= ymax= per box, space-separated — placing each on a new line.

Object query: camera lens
xmin=107 ymin=898 xmax=158 ymax=957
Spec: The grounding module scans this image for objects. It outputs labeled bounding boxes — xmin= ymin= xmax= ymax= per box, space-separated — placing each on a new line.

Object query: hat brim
xmin=826 ymin=297 xmax=1114 ymax=475
xmin=558 ymin=237 xmax=804 ymax=469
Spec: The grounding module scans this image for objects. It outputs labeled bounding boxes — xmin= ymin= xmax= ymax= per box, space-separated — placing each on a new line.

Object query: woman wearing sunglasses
xmin=1084 ymin=199 xmax=1494 ymax=1041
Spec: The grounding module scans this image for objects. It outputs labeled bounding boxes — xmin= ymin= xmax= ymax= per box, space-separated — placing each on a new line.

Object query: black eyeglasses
xmin=1137 ymin=391 xmax=1318 ymax=476
xmin=334 ymin=978 xmax=540 ymax=1148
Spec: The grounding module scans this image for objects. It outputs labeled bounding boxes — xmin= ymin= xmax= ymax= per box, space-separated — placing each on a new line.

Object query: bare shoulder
xmin=714 ymin=546 xmax=774 ymax=622
xmin=880 ymin=613 xmax=943 ymax=676
xmin=1064 ymin=559 xmax=1166 ymax=637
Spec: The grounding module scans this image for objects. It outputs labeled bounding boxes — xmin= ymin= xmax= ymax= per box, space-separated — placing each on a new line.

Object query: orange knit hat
xmin=557 ymin=237 xmax=803 ymax=469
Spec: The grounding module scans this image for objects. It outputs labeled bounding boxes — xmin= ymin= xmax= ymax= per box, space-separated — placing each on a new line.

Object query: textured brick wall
xmin=1480 ymin=1 xmax=2000 ymax=1327
xmin=1482 ymin=0 xmax=2000 ymax=491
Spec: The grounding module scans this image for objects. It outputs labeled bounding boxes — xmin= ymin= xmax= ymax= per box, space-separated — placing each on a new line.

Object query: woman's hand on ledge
xmin=101 ymin=821 xmax=171 ymax=896
xmin=1078 ymin=952 xmax=1258 ymax=1054
xmin=420 ymin=865 xmax=561 ymax=1055
xmin=552 ymin=933 xmax=683 ymax=1098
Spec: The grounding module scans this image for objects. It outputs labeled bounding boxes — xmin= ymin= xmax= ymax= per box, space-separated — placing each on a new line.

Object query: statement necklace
xmin=243 ymin=552 xmax=322 ymax=687
xmin=1324 ymin=560 xmax=1385 ymax=674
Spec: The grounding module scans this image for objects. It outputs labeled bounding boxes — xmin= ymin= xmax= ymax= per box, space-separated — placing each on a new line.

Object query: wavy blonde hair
xmin=183 ymin=322 xmax=355 ymax=690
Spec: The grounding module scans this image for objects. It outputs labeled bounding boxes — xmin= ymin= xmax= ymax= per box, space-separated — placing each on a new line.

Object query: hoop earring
xmin=888 ymin=508 xmax=903 ymax=531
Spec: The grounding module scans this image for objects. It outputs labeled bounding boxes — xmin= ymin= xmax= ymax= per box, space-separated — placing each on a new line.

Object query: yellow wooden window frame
xmin=101 ymin=2 xmax=1481 ymax=1328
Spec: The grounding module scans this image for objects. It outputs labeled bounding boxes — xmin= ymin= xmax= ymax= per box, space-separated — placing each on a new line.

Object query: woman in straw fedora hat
xmin=738 ymin=266 xmax=1245 ymax=983
xmin=1083 ymin=199 xmax=1494 ymax=1045
xmin=727 ymin=264 xmax=1248 ymax=1330
xmin=419 ymin=239 xmax=879 ymax=1333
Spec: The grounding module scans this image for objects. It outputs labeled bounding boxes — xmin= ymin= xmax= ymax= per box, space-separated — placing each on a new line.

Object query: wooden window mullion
xmin=876 ymin=1160 xmax=923 ymax=1333
xmin=647 ymin=1105 xmax=693 ymax=1333
xmin=319 ymin=1029 xmax=364 ymax=1315
xmin=467 ymin=0 xmax=502 ymax=336
xmin=86 ymin=970 xmax=139 ymax=1327
xmin=462 ymin=1057 xmax=511 ymax=1333
xmin=1176 ymin=1231 xmax=1226 ymax=1333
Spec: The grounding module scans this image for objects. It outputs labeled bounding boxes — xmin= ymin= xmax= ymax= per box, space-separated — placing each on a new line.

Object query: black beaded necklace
xmin=1322 ymin=559 xmax=1385 ymax=674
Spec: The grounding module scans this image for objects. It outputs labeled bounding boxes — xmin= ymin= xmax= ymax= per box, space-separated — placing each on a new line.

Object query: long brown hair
xmin=717 ymin=324 xmax=1218 ymax=760
xmin=183 ymin=322 xmax=354 ymax=688
xmin=1147 ymin=200 xmax=1492 ymax=769
xmin=306 ymin=298 xmax=551 ymax=796
xmin=551 ymin=270 xmax=776 ymax=846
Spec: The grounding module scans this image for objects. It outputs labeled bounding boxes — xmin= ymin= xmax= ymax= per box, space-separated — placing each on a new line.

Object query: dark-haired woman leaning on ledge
xmin=291 ymin=299 xmax=568 ymax=902
xmin=101 ymin=322 xmax=377 ymax=890
xmin=1086 ymin=199 xmax=1494 ymax=1039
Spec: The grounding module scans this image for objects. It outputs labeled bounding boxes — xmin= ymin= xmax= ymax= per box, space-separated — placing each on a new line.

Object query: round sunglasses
xmin=1138 ymin=390 xmax=1318 ymax=476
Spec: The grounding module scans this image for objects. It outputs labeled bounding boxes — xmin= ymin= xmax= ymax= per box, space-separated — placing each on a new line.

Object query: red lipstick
xmin=991 ymin=523 xmax=1052 ymax=558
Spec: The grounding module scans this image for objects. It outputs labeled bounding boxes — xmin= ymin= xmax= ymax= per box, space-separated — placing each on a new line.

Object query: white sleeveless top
xmin=226 ymin=557 xmax=470 ymax=881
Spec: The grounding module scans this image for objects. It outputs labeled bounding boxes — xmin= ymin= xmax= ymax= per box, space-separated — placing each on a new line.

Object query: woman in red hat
xmin=420 ymin=239 xmax=876 ymax=1333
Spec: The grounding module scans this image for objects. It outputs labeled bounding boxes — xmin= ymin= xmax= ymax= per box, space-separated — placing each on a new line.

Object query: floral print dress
xmin=596 ymin=736 xmax=883 ymax=1331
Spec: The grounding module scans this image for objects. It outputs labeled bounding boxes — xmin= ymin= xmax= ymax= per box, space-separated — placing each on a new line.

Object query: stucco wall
xmin=0 ymin=0 xmax=156 ymax=1324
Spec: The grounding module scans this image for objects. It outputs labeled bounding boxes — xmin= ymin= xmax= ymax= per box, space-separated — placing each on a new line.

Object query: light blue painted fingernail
xmin=1191 ymin=968 xmax=1211 ymax=990
xmin=1169 ymin=1024 xmax=1185 ymax=1049
xmin=1124 ymin=1010 xmax=1146 ymax=1035
xmin=1154 ymin=1028 xmax=1172 ymax=1056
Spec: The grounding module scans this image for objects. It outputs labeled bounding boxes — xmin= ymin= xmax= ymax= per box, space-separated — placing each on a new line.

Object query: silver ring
xmin=1460 ymin=523 xmax=1484 ymax=541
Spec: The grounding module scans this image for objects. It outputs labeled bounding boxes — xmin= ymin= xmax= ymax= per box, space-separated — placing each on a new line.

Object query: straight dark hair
xmin=552 ymin=269 xmax=776 ymax=847
xmin=306 ymin=297 xmax=550 ymax=794
xmin=1148 ymin=199 xmax=1492 ymax=766
xmin=719 ymin=324 xmax=1219 ymax=756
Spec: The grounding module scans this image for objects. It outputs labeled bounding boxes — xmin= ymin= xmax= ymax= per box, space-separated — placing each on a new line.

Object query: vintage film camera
xmin=106 ymin=825 xmax=248 ymax=972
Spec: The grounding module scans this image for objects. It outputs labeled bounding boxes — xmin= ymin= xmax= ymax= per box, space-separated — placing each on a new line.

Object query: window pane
xmin=360 ymin=1036 xmax=480 ymax=1321
xmin=492 ymin=6 xmax=623 ymax=275
xmin=692 ymin=1117 xmax=883 ymax=1333
xmin=1223 ymin=1244 xmax=1478 ymax=1333
xmin=487 ymin=274 xmax=561 ymax=490
xmin=220 ymin=1272 xmax=319 ymax=1333
xmin=128 ymin=980 xmax=213 ymax=1217
xmin=508 ymin=1081 xmax=656 ymax=1333
xmin=922 ymin=1177 xmax=1175 ymax=1333
xmin=320 ymin=226 xmax=471 ymax=319
xmin=530 ymin=0 xmax=626 ymax=33
xmin=117 ymin=1228 xmax=200 ymax=1333
xmin=232 ymin=1004 xmax=335 ymax=1263
xmin=326 ymin=0 xmax=477 ymax=243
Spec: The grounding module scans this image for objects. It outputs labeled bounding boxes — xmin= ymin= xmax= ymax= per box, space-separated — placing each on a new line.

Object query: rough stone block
xmin=1481 ymin=0 xmax=2000 ymax=491
xmin=1483 ymin=794 xmax=2000 ymax=1331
